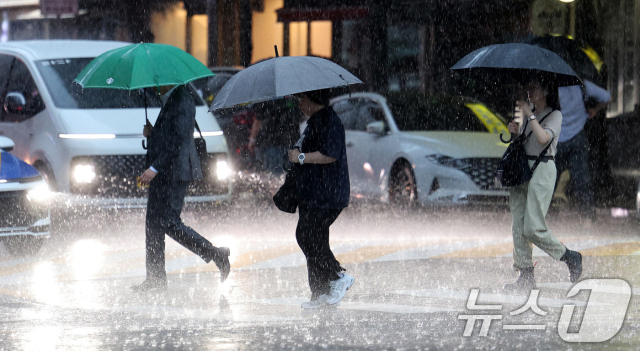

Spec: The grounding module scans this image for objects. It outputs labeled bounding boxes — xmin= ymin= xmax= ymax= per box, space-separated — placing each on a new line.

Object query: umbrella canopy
xmin=210 ymin=56 xmax=362 ymax=111
xmin=523 ymin=35 xmax=599 ymax=82
xmin=74 ymin=43 xmax=214 ymax=90
xmin=450 ymin=43 xmax=582 ymax=87
xmin=73 ymin=43 xmax=213 ymax=150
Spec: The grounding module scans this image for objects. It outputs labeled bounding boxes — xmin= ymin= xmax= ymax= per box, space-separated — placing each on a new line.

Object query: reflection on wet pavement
xmin=1 ymin=203 xmax=640 ymax=349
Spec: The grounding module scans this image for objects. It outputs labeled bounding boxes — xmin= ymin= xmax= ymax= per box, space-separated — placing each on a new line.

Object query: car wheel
xmin=3 ymin=236 xmax=44 ymax=256
xmin=34 ymin=162 xmax=58 ymax=191
xmin=389 ymin=161 xmax=417 ymax=215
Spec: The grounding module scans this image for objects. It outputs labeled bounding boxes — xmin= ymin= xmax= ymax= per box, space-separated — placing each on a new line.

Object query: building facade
xmin=0 ymin=0 xmax=637 ymax=114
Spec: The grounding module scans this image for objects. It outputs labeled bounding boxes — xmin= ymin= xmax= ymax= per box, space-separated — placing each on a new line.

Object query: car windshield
xmin=387 ymin=93 xmax=506 ymax=133
xmin=36 ymin=58 xmax=203 ymax=109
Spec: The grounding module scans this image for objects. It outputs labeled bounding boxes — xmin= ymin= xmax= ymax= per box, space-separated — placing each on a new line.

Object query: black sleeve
xmin=319 ymin=118 xmax=345 ymax=160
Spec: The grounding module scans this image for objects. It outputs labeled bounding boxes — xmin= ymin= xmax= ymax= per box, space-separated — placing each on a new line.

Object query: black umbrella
xmin=450 ymin=43 xmax=582 ymax=87
xmin=523 ymin=35 xmax=599 ymax=82
xmin=451 ymin=43 xmax=582 ymax=143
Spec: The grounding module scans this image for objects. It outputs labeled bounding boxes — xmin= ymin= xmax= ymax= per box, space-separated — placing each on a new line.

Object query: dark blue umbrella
xmin=450 ymin=43 xmax=582 ymax=87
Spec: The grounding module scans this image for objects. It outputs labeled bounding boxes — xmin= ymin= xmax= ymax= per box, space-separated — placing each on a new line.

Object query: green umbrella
xmin=74 ymin=42 xmax=214 ymax=89
xmin=73 ymin=43 xmax=214 ymax=148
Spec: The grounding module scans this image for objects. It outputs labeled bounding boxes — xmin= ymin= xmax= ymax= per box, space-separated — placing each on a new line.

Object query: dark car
xmin=195 ymin=67 xmax=255 ymax=171
xmin=192 ymin=67 xmax=258 ymax=172
xmin=191 ymin=67 xmax=242 ymax=107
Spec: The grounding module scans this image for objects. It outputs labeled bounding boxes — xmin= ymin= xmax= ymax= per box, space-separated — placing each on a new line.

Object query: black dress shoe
xmin=213 ymin=247 xmax=231 ymax=283
xmin=130 ymin=279 xmax=168 ymax=293
xmin=504 ymin=267 xmax=535 ymax=293
xmin=560 ymin=248 xmax=583 ymax=283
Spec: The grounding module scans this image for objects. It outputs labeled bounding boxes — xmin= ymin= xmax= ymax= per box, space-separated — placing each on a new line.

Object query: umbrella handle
xmin=500 ymin=133 xmax=513 ymax=143
xmin=142 ymin=139 xmax=148 ymax=149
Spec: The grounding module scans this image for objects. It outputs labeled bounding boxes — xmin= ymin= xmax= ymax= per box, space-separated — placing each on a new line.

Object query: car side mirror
xmin=366 ymin=121 xmax=386 ymax=135
xmin=4 ymin=92 xmax=26 ymax=114
xmin=0 ymin=136 xmax=15 ymax=152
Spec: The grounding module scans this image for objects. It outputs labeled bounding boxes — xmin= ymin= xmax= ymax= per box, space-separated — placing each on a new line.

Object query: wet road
xmin=2 ymin=197 xmax=640 ymax=350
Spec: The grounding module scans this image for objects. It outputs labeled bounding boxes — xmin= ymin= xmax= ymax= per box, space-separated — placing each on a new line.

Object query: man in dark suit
xmin=132 ymin=84 xmax=230 ymax=292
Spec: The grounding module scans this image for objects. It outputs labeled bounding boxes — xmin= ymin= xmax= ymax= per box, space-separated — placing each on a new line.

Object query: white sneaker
xmin=301 ymin=294 xmax=339 ymax=309
xmin=326 ymin=273 xmax=355 ymax=305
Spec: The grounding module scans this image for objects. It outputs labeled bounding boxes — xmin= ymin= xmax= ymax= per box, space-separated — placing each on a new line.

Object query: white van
xmin=0 ymin=40 xmax=232 ymax=207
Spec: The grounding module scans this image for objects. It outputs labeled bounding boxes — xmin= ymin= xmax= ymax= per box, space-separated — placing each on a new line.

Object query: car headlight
xmin=426 ymin=154 xmax=452 ymax=165
xmin=27 ymin=183 xmax=51 ymax=202
xmin=73 ymin=164 xmax=96 ymax=184
xmin=216 ymin=160 xmax=232 ymax=181
xmin=426 ymin=154 xmax=472 ymax=171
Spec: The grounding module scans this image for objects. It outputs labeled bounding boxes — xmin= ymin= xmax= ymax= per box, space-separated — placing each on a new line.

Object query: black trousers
xmin=295 ymin=205 xmax=344 ymax=298
xmin=146 ymin=180 xmax=216 ymax=281
xmin=555 ymin=130 xmax=596 ymax=219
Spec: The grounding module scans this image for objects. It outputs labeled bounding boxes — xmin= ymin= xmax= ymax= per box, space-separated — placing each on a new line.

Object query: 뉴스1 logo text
xmin=458 ymin=279 xmax=631 ymax=342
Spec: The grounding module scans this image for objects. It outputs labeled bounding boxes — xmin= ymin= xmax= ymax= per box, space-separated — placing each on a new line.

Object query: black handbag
xmin=496 ymin=112 xmax=554 ymax=187
xmin=273 ymin=162 xmax=299 ymax=213
xmin=194 ymin=122 xmax=209 ymax=173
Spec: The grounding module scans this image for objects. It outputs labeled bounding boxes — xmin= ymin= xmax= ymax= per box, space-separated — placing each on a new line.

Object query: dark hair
xmin=532 ymin=72 xmax=561 ymax=111
xmin=303 ymin=88 xmax=333 ymax=106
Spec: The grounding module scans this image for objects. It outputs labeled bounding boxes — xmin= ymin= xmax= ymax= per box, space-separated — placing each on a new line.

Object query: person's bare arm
xmin=516 ymin=101 xmax=550 ymax=145
xmin=528 ymin=119 xmax=551 ymax=144
xmin=288 ymin=150 xmax=336 ymax=164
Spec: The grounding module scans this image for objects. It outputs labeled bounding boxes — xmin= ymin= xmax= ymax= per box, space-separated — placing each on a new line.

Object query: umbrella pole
xmin=144 ymin=89 xmax=149 ymax=125
xmin=142 ymin=90 xmax=149 ymax=149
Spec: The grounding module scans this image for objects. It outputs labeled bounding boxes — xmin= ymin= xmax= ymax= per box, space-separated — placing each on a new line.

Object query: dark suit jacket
xmin=146 ymin=85 xmax=203 ymax=183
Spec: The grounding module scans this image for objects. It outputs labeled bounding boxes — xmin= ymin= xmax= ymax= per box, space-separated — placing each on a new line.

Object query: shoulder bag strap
xmin=530 ymin=137 xmax=554 ymax=173
xmin=194 ymin=121 xmax=204 ymax=139
xmin=529 ymin=110 xmax=558 ymax=172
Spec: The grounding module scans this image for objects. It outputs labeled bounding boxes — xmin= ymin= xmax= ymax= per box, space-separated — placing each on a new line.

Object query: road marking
xmin=3 ymin=237 xmax=640 ymax=287
xmin=435 ymin=242 xmax=514 ymax=258
xmin=116 ymin=304 xmax=304 ymax=322
xmin=500 ymin=238 xmax=636 ymax=258
xmin=241 ymin=242 xmax=374 ymax=270
xmin=580 ymin=241 xmax=640 ymax=256
xmin=386 ymin=289 xmax=589 ymax=308
xmin=371 ymin=240 xmax=508 ymax=262
xmin=537 ymin=282 xmax=640 ymax=296
xmin=232 ymin=244 xmax=300 ymax=269
xmin=175 ymin=244 xmax=302 ymax=275
xmin=254 ymin=297 xmax=457 ymax=314
xmin=335 ymin=242 xmax=423 ymax=264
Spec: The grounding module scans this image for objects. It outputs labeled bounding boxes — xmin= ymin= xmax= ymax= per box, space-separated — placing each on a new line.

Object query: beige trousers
xmin=509 ymin=160 xmax=567 ymax=269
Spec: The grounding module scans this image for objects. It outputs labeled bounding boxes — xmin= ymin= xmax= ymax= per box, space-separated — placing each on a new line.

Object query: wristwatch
xmin=528 ymin=115 xmax=536 ymax=121
xmin=298 ymin=153 xmax=305 ymax=165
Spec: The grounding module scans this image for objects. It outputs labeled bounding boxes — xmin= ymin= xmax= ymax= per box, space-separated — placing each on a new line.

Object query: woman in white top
xmin=504 ymin=73 xmax=583 ymax=292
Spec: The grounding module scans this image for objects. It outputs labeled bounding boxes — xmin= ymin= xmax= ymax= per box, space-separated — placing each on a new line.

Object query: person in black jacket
xmin=132 ymin=84 xmax=230 ymax=292
xmin=288 ymin=88 xmax=354 ymax=309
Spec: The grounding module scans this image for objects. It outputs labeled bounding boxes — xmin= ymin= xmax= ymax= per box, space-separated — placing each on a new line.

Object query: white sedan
xmin=330 ymin=92 xmax=510 ymax=209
